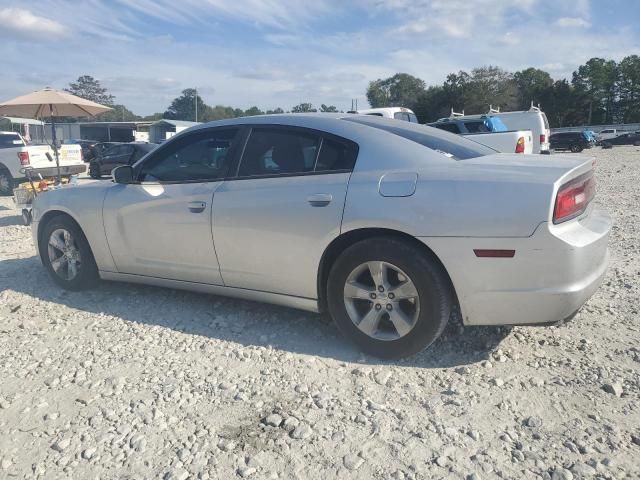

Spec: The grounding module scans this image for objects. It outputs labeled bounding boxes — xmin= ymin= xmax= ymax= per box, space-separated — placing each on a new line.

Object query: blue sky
xmin=0 ymin=0 xmax=638 ymax=115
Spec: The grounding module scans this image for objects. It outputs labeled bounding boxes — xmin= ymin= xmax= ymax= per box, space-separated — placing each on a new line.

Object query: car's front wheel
xmin=0 ymin=168 xmax=14 ymax=196
xmin=327 ymin=237 xmax=453 ymax=359
xmin=39 ymin=215 xmax=98 ymax=290
xmin=570 ymin=144 xmax=583 ymax=153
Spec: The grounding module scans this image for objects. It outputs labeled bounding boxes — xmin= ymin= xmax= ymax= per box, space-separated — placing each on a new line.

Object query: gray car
xmin=30 ymin=114 xmax=611 ymax=358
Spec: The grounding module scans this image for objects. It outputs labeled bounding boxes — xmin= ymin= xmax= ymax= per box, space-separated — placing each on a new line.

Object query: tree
xmin=164 ymin=88 xmax=206 ymax=121
xmin=266 ymin=107 xmax=285 ymax=114
xmin=366 ymin=73 xmax=426 ymax=108
xmin=201 ymin=105 xmax=241 ymax=122
xmin=66 ymin=75 xmax=115 ymax=106
xmin=442 ymin=71 xmax=471 ymax=112
xmin=320 ymin=104 xmax=338 ymax=112
xmin=141 ymin=112 xmax=164 ymax=121
xmin=572 ymin=58 xmax=618 ymax=124
xmin=464 ymin=66 xmax=517 ymax=114
xmin=243 ymin=106 xmax=264 ymax=116
xmin=513 ymin=68 xmax=554 ymax=110
xmin=412 ymin=86 xmax=449 ymax=123
xmin=291 ymin=103 xmax=317 ymax=113
xmin=618 ymin=55 xmax=640 ymax=123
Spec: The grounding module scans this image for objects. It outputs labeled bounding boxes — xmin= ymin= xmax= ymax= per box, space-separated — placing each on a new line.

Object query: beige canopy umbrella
xmin=0 ymin=87 xmax=112 ymax=183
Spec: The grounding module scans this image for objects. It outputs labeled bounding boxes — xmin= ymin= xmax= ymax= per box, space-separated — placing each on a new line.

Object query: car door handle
xmin=188 ymin=201 xmax=207 ymax=213
xmin=307 ymin=193 xmax=332 ymax=207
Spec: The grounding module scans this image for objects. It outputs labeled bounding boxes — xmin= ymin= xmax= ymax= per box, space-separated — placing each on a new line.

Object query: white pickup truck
xmin=0 ymin=132 xmax=86 ymax=195
xmin=428 ymin=117 xmax=534 ymax=154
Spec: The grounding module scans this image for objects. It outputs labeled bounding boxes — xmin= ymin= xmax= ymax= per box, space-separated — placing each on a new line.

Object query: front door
xmin=213 ymin=126 xmax=358 ymax=299
xmin=103 ymin=127 xmax=240 ymax=284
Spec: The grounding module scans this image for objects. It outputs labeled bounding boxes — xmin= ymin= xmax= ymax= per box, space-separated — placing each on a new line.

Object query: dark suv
xmin=549 ymin=132 xmax=592 ymax=153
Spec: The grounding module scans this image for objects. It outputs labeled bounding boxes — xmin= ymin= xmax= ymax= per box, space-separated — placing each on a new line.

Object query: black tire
xmin=21 ymin=209 xmax=32 ymax=226
xmin=570 ymin=144 xmax=583 ymax=153
xmin=602 ymin=142 xmax=612 ymax=149
xmin=89 ymin=162 xmax=101 ymax=179
xmin=0 ymin=168 xmax=14 ymax=196
xmin=327 ymin=237 xmax=453 ymax=359
xmin=39 ymin=215 xmax=99 ymax=290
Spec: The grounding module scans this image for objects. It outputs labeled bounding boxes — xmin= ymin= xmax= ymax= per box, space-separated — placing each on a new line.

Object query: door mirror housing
xmin=113 ymin=165 xmax=134 ymax=184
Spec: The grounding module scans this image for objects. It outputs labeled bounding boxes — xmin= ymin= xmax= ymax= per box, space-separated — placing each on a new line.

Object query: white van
xmin=448 ymin=107 xmax=551 ymax=154
xmin=351 ymin=107 xmax=419 ymax=123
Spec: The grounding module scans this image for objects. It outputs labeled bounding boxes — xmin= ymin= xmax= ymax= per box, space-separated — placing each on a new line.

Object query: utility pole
xmin=195 ymin=87 xmax=198 ymax=122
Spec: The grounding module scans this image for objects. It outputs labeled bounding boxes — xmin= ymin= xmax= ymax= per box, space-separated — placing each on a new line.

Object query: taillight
xmin=553 ymin=173 xmax=595 ymax=224
xmin=515 ymin=137 xmax=525 ymax=153
xmin=540 ymin=134 xmax=546 ymax=144
xmin=18 ymin=151 xmax=30 ymax=165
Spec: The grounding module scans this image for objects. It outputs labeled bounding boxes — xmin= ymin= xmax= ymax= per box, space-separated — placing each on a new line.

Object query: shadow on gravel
xmin=0 ymin=255 xmax=511 ymax=369
xmin=0 ymin=215 xmax=22 ymax=227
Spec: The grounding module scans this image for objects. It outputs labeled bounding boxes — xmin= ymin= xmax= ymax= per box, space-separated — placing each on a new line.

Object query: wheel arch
xmin=317 ymin=227 xmax=457 ymax=312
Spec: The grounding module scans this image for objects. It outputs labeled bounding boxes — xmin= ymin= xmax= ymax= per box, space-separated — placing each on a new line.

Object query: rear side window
xmin=237 ymin=128 xmax=358 ymax=177
xmin=238 ymin=128 xmax=319 ymax=177
xmin=463 ymin=121 xmax=490 ymax=133
xmin=0 ymin=133 xmax=22 ymax=149
xmin=345 ymin=117 xmax=495 ymax=160
xmin=394 ymin=112 xmax=410 ymax=121
xmin=316 ymin=138 xmax=358 ymax=172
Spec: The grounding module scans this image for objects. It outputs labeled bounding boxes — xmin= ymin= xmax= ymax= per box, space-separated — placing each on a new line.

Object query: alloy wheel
xmin=343 ymin=261 xmax=420 ymax=341
xmin=47 ymin=228 xmax=82 ymax=281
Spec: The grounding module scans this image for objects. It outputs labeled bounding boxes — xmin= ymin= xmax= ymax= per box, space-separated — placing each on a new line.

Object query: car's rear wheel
xmin=570 ymin=144 xmax=583 ymax=153
xmin=89 ymin=162 xmax=101 ymax=179
xmin=327 ymin=237 xmax=452 ymax=359
xmin=39 ymin=215 xmax=98 ymax=290
xmin=0 ymin=168 xmax=14 ymax=196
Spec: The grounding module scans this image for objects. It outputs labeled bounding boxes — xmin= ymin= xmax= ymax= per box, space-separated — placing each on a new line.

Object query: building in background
xmin=149 ymin=119 xmax=200 ymax=143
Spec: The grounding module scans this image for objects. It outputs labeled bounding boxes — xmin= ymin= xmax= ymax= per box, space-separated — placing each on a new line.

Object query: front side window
xmin=139 ymin=128 xmax=238 ymax=182
xmin=237 ymin=128 xmax=319 ymax=177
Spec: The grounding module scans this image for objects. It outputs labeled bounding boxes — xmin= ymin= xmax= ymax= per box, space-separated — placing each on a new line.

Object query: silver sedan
xmin=31 ymin=114 xmax=611 ymax=358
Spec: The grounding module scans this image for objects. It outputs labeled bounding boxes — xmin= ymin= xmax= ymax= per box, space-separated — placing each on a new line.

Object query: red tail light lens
xmin=515 ymin=137 xmax=525 ymax=153
xmin=18 ymin=151 xmax=30 ymax=165
xmin=553 ymin=173 xmax=595 ymax=224
xmin=540 ymin=134 xmax=546 ymax=144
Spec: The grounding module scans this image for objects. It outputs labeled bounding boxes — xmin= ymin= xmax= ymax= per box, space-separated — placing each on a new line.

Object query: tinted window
xmin=431 ymin=122 xmax=461 ymax=134
xmin=408 ymin=114 xmax=418 ymax=123
xmin=0 ymin=133 xmax=23 ymax=149
xmin=139 ymin=129 xmax=238 ymax=182
xmin=316 ymin=138 xmax=358 ymax=171
xmin=238 ymin=128 xmax=319 ymax=177
xmin=394 ymin=112 xmax=409 ymax=121
xmin=464 ymin=121 xmax=490 ymax=133
xmin=345 ymin=117 xmax=495 ymax=160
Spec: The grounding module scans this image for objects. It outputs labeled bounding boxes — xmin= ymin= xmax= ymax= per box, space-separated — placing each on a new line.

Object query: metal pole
xmin=195 ymin=87 xmax=198 ymax=122
xmin=50 ymin=104 xmax=62 ymax=185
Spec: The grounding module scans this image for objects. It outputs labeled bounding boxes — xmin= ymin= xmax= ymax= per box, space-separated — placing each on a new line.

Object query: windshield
xmin=343 ymin=116 xmax=495 ymax=160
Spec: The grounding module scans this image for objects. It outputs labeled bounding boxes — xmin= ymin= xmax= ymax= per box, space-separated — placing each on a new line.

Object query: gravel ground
xmin=0 ymin=147 xmax=638 ymax=480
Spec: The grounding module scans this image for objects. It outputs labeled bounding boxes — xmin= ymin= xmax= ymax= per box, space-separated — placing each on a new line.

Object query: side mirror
xmin=112 ymin=165 xmax=134 ymax=184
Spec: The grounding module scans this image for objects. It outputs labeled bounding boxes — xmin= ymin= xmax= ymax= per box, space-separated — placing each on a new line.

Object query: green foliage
xmin=164 ymin=88 xmax=206 ymax=121
xmin=65 ymin=75 xmax=115 ymax=106
xmin=291 ymin=103 xmax=317 ymax=113
xmin=617 ymin=55 xmax=640 ymax=123
xmin=97 ymin=104 xmax=139 ymax=122
xmin=366 ymin=73 xmax=426 ymax=108
xmin=266 ymin=107 xmax=285 ymax=114
xmin=320 ymin=104 xmax=339 ymax=112
xmin=244 ymin=106 xmax=264 ymax=116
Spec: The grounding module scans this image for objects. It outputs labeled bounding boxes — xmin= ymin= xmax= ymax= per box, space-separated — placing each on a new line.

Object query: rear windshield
xmin=0 ymin=133 xmax=22 ymax=149
xmin=343 ymin=116 xmax=495 ymax=160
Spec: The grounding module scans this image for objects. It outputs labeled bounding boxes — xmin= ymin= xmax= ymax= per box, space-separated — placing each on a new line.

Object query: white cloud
xmin=555 ymin=17 xmax=591 ymax=28
xmin=0 ymin=8 xmax=65 ymax=39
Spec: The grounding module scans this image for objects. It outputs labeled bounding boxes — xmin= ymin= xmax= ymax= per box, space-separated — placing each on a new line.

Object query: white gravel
xmin=1 ymin=146 xmax=639 ymax=479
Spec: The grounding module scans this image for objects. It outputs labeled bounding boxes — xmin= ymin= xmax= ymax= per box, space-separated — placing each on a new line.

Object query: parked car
xmin=349 ymin=107 xmax=419 ymax=123
xmin=428 ymin=117 xmax=533 ymax=154
xmin=89 ymin=143 xmax=157 ymax=178
xmin=550 ymin=131 xmax=593 ymax=152
xmin=31 ymin=114 xmax=611 ymax=358
xmin=0 ymin=131 xmax=85 ymax=195
xmin=444 ymin=107 xmax=551 ymax=153
xmin=600 ymin=132 xmax=640 ymax=148
xmin=91 ymin=142 xmax=121 ymax=160
xmin=596 ymin=128 xmax=618 ymax=142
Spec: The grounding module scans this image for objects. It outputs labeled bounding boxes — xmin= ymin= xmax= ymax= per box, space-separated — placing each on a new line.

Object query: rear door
xmin=212 ymin=126 xmax=358 ymax=299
